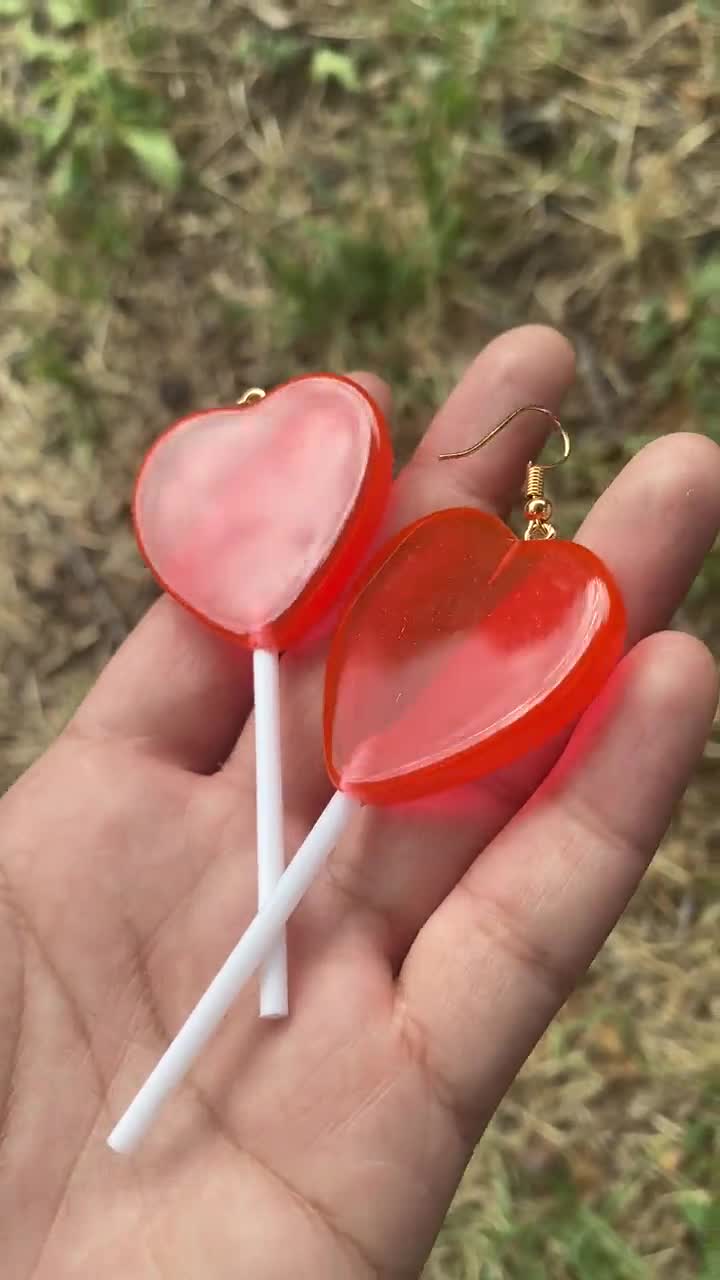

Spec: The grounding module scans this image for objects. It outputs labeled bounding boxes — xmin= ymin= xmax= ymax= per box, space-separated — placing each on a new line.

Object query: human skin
xmin=1 ymin=326 xmax=718 ymax=1280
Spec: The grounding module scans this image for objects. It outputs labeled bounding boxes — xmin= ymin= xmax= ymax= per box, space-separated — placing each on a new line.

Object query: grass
xmin=1 ymin=1 xmax=719 ymax=1276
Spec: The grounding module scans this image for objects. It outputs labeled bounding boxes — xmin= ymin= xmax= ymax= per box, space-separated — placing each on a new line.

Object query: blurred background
xmin=1 ymin=1 xmax=719 ymax=1275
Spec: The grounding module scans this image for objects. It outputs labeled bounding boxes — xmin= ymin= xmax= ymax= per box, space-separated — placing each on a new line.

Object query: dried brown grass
xmin=1 ymin=2 xmax=718 ymax=1275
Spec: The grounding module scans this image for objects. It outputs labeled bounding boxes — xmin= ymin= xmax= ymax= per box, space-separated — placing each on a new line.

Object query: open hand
xmin=2 ymin=327 xmax=718 ymax=1279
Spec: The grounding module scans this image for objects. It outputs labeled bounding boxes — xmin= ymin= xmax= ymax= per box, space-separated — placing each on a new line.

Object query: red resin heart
xmin=324 ymin=508 xmax=626 ymax=804
xmin=133 ymin=374 xmax=393 ymax=650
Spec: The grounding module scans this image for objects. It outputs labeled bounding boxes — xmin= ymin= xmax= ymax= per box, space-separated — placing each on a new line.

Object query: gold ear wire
xmin=438 ymin=404 xmax=571 ymax=541
xmin=237 ymin=387 xmax=266 ymax=406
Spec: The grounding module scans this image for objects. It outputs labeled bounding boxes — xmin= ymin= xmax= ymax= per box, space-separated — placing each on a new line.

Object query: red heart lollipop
xmin=324 ymin=507 xmax=626 ymax=803
xmin=133 ymin=374 xmax=392 ymax=651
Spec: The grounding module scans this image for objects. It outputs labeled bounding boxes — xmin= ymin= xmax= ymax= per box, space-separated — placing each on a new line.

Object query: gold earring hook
xmin=438 ymin=404 xmax=570 ymax=464
xmin=438 ymin=404 xmax=571 ymax=541
xmin=237 ymin=387 xmax=266 ymax=406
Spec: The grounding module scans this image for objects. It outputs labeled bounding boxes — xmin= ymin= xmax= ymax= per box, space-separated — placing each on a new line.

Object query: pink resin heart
xmin=133 ymin=374 xmax=392 ymax=650
xmin=324 ymin=507 xmax=626 ymax=803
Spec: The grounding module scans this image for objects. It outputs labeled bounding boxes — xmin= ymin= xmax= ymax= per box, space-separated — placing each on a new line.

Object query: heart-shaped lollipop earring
xmin=133 ymin=374 xmax=393 ymax=1019
xmin=325 ymin=405 xmax=626 ymax=801
xmin=109 ymin=405 xmax=626 ymax=1153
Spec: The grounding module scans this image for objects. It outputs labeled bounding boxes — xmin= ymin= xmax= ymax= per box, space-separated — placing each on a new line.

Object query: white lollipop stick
xmin=253 ymin=647 xmax=288 ymax=1018
xmin=107 ymin=789 xmax=358 ymax=1155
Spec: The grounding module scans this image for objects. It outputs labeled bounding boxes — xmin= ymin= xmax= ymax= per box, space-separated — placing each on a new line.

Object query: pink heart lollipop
xmin=133 ymin=374 xmax=393 ymax=1017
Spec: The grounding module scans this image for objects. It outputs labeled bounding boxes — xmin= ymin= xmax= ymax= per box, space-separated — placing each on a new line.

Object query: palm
xmin=1 ymin=329 xmax=718 ymax=1280
xmin=2 ymin=739 xmax=411 ymax=1277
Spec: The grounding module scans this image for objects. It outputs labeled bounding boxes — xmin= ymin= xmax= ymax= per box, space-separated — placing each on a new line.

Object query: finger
xmin=70 ymin=373 xmax=394 ymax=773
xmin=70 ymin=598 xmax=254 ymax=772
xmin=314 ymin=430 xmax=720 ymax=961
xmin=224 ymin=327 xmax=576 ymax=824
xmin=396 ymin=632 xmax=717 ymax=1155
xmin=577 ymin=431 xmax=720 ymax=641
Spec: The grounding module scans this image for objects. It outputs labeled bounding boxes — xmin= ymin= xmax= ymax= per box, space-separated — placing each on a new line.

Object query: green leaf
xmin=310 ymin=47 xmax=360 ymax=92
xmin=119 ymin=126 xmax=182 ymax=189
xmin=694 ymin=312 xmax=720 ymax=362
xmin=691 ymin=255 xmax=720 ymax=302
xmin=233 ymin=30 xmax=306 ymax=69
xmin=37 ymin=91 xmax=76 ymax=157
xmin=680 ymin=1195 xmax=720 ymax=1277
xmin=48 ymin=0 xmax=87 ymax=27
xmin=15 ymin=20 xmax=74 ymax=60
xmin=49 ymin=145 xmax=90 ymax=201
xmin=127 ymin=23 xmax=165 ymax=58
xmin=0 ymin=0 xmax=26 ymax=15
xmin=47 ymin=0 xmax=122 ymax=23
xmin=635 ymin=298 xmax=674 ymax=356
